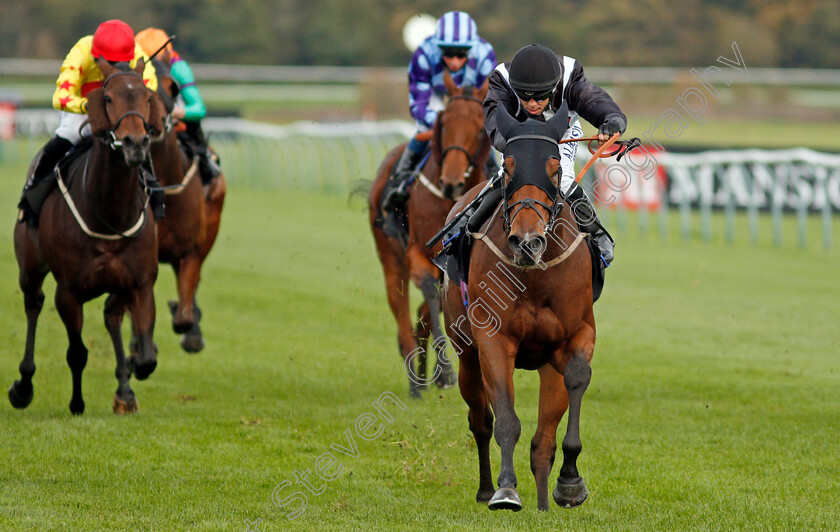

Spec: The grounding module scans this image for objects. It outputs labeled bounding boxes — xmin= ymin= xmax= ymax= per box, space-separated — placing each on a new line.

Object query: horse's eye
xmin=103 ymin=95 xmax=112 ymax=104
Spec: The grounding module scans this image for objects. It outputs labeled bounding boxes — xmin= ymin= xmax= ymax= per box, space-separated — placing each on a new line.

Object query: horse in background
xmin=149 ymin=59 xmax=226 ymax=353
xmin=11 ymin=60 xmax=164 ymax=414
xmin=443 ymin=104 xmax=598 ymax=510
xmin=368 ymin=73 xmax=491 ymax=398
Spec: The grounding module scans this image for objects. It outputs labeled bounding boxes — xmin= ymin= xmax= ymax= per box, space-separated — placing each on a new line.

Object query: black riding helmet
xmin=508 ymin=44 xmax=561 ymax=101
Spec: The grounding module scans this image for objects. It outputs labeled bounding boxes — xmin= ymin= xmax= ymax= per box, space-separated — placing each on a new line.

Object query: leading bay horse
xmin=149 ymin=60 xmax=227 ymax=353
xmin=10 ymin=60 xmax=165 ymax=415
xmin=368 ymin=73 xmax=491 ymax=398
xmin=442 ymin=103 xmax=598 ymax=510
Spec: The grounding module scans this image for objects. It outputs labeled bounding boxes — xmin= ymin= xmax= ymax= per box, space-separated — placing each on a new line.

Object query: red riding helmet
xmin=91 ymin=20 xmax=136 ymax=63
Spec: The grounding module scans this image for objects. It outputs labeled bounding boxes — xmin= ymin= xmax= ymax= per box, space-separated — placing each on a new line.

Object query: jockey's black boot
xmin=567 ymin=186 xmax=614 ymax=266
xmin=382 ymin=147 xmax=423 ymax=213
xmin=18 ymin=136 xmax=73 ymax=225
xmin=186 ymin=122 xmax=220 ymax=185
xmin=141 ymin=160 xmax=166 ymax=220
xmin=194 ymin=144 xmax=221 ymax=185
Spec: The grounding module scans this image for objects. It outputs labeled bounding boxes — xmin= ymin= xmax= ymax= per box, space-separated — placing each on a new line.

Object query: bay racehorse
xmin=442 ymin=103 xmax=598 ymax=510
xmin=369 ymin=73 xmax=491 ymax=398
xmin=149 ymin=60 xmax=226 ymax=353
xmin=10 ymin=60 xmax=164 ymax=415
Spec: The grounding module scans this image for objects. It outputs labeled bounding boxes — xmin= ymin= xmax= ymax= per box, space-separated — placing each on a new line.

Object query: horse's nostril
xmin=508 ymin=234 xmax=522 ymax=251
xmin=529 ymin=236 xmax=546 ymax=255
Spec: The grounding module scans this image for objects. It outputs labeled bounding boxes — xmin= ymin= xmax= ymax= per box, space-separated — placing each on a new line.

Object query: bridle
xmin=501 ymin=134 xmax=564 ymax=233
xmin=437 ymin=94 xmax=486 ymax=179
xmin=99 ymin=71 xmax=154 ymax=151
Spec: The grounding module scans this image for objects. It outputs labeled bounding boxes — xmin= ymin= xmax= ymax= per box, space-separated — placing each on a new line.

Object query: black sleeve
xmin=483 ymin=68 xmax=520 ymax=153
xmin=564 ymin=60 xmax=626 ymax=130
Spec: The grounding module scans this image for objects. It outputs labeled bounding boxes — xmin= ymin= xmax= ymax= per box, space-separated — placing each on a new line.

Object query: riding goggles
xmin=514 ymin=87 xmax=554 ymax=102
xmin=440 ymin=46 xmax=470 ymax=59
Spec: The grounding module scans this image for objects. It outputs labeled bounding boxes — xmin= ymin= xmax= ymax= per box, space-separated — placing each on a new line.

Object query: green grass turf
xmin=0 ymin=153 xmax=839 ymax=531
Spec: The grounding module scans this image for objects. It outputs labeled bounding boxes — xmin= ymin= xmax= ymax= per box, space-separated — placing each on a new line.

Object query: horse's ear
xmin=443 ymin=70 xmax=460 ymax=97
xmin=147 ymin=91 xmax=166 ymax=136
xmin=85 ymin=88 xmax=110 ymax=134
xmin=475 ymin=77 xmax=489 ymax=101
xmin=546 ymin=101 xmax=569 ymax=141
xmin=133 ymin=57 xmax=145 ymax=77
xmin=97 ymin=57 xmax=115 ymax=79
xmin=496 ymin=103 xmax=518 ymax=141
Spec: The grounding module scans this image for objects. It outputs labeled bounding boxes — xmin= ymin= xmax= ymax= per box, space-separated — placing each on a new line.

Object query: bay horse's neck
xmin=150 ymin=131 xmax=184 ymax=187
xmin=82 ymin=141 xmax=145 ymax=232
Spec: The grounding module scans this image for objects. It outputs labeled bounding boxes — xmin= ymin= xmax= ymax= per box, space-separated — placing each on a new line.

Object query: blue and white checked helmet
xmin=432 ymin=11 xmax=477 ymax=48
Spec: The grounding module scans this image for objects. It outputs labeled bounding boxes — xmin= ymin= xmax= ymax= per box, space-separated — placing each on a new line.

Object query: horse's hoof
xmin=553 ymin=477 xmax=588 ymax=508
xmin=409 ymin=387 xmax=423 ymax=400
xmin=180 ymin=332 xmax=205 ymax=354
xmin=488 ymin=487 xmax=522 ymax=511
xmin=8 ymin=381 xmax=33 ymax=409
xmin=129 ymin=356 xmax=158 ymax=381
xmin=112 ymin=394 xmax=139 ymax=415
xmin=69 ymin=398 xmax=85 ymax=415
xmin=434 ymin=366 xmax=457 ymax=389
xmin=476 ymin=489 xmax=494 ymax=503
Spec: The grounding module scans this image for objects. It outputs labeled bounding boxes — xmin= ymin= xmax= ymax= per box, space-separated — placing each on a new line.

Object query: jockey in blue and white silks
xmin=383 ymin=11 xmax=496 ymax=212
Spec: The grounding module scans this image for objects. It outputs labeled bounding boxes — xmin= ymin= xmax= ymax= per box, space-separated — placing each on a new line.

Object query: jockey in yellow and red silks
xmin=19 ymin=19 xmax=159 ymax=223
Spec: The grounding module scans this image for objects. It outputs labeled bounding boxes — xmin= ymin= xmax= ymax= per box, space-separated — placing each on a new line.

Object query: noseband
xmin=438 ymin=94 xmax=486 ymax=178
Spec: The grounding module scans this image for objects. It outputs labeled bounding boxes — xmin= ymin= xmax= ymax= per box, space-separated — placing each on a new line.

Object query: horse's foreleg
xmin=8 ymin=270 xmax=47 ymax=409
xmin=127 ymin=283 xmax=158 ymax=381
xmin=104 ymin=294 xmax=137 ymax=414
xmin=457 ymin=346 xmax=495 ymax=504
xmin=54 ymin=286 xmax=87 ymax=415
xmin=172 ymin=252 xmax=201 ymax=335
xmin=531 ymin=364 xmax=569 ymax=511
xmin=553 ymin=324 xmax=595 ymax=508
xmin=477 ymin=337 xmax=522 ymax=511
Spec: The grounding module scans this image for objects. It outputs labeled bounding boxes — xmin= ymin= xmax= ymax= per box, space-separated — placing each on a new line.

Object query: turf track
xmin=0 ymin=155 xmax=838 ymax=531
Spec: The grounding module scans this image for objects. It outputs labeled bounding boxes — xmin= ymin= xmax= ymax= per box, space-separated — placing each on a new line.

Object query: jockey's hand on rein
xmin=598 ymin=113 xmax=626 ymax=143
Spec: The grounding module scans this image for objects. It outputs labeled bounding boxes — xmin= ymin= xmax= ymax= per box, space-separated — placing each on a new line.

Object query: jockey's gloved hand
xmin=598 ymin=114 xmax=626 ymax=139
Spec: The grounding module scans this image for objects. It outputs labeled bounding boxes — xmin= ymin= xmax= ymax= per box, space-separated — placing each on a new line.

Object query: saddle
xmin=19 ymin=138 xmax=94 ymax=226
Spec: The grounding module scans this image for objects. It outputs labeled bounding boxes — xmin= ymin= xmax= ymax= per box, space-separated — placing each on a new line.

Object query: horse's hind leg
xmin=54 ymin=285 xmax=88 ymax=415
xmin=104 ymin=295 xmax=138 ymax=414
xmin=374 ymin=231 xmax=421 ymax=398
xmin=127 ymin=283 xmax=158 ymax=381
xmin=414 ymin=301 xmax=430 ymax=385
xmin=531 ymin=364 xmax=569 ymax=511
xmin=8 ymin=269 xmax=48 ymax=409
xmin=170 ymin=253 xmax=201 ymax=335
xmin=553 ymin=324 xmax=595 ymax=508
xmin=416 ymin=271 xmax=455 ymax=389
xmin=179 ymin=297 xmax=204 ymax=354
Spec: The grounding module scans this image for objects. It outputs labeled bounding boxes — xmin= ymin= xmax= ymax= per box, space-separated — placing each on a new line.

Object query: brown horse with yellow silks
xmin=11 ymin=60 xmax=165 ymax=415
